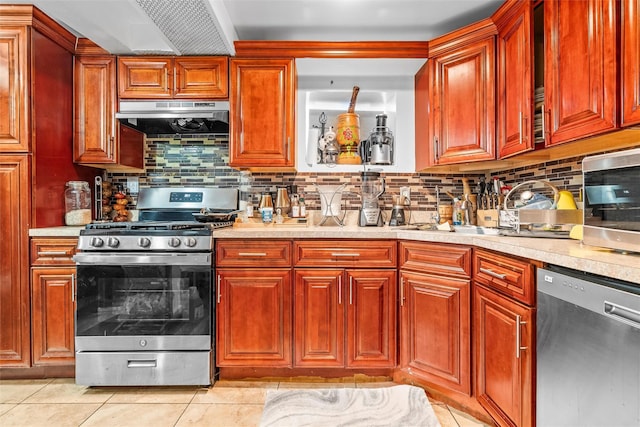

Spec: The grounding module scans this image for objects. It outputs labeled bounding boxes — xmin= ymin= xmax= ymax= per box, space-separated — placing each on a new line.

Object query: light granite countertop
xmin=29 ymin=221 xmax=640 ymax=285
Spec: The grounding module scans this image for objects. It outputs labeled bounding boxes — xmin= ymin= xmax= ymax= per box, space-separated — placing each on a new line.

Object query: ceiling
xmin=5 ymin=0 xmax=503 ymax=56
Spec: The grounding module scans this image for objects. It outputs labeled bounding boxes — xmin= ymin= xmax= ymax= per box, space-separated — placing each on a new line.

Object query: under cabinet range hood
xmin=116 ymin=100 xmax=229 ymax=135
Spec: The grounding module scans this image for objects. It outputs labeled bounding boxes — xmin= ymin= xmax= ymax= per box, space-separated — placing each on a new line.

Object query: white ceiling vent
xmin=135 ymin=0 xmax=235 ymax=55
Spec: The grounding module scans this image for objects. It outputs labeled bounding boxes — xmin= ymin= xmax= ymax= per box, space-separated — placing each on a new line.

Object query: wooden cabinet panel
xmin=30 ymin=238 xmax=77 ymax=266
xmin=174 ymin=57 xmax=228 ymax=99
xmin=544 ymin=0 xmax=617 ymax=145
xmin=346 ymin=269 xmax=396 ymax=368
xmin=73 ymin=55 xmax=117 ymax=164
xmin=398 ymin=241 xmax=471 ymax=278
xmin=474 ymin=284 xmax=534 ymax=427
xmin=229 ymin=58 xmax=295 ymax=169
xmin=294 ymin=240 xmax=397 ymax=268
xmin=30 ymin=268 xmax=75 ymax=365
xmin=117 ymin=57 xmax=172 ymax=98
xmin=428 ymin=28 xmax=496 ymax=165
xmin=0 ymin=155 xmax=30 ymax=367
xmin=621 ymin=0 xmax=640 ymax=127
xmin=294 ymin=269 xmax=344 ymax=367
xmin=473 ymin=248 xmax=536 ymax=306
xmin=216 ymin=239 xmax=291 ymax=267
xmin=400 ymin=270 xmax=471 ymax=395
xmin=0 ymin=27 xmax=28 ymax=152
xmin=495 ymin=0 xmax=536 ymax=158
xmin=216 ymin=268 xmax=292 ymax=366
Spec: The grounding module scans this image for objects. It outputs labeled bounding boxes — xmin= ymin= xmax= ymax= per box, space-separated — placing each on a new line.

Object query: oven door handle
xmin=73 ymin=253 xmax=212 ymax=266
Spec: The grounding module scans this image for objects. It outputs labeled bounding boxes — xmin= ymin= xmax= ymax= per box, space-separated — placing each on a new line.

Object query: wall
xmin=108 ymin=134 xmax=585 ymax=214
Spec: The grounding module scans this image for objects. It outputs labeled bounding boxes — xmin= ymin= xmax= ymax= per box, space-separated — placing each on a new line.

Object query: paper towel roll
xmin=306 ymin=127 xmax=319 ymax=166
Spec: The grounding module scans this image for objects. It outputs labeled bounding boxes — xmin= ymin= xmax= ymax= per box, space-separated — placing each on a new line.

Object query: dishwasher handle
xmin=604 ymin=301 xmax=640 ymax=329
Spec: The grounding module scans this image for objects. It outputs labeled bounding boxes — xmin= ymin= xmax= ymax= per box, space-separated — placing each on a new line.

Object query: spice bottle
xmin=64 ymin=181 xmax=92 ymax=225
xmin=291 ymin=194 xmax=300 ymax=217
xmin=299 ymin=195 xmax=307 ymax=217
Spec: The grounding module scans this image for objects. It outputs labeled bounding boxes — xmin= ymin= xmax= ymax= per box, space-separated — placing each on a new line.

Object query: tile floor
xmin=0 ymin=378 xmax=489 ymax=426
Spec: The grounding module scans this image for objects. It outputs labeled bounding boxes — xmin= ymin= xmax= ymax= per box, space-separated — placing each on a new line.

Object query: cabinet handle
xmin=38 ymin=251 xmax=68 ymax=256
xmin=400 ymin=277 xmax=405 ymax=307
xmin=349 ymin=276 xmax=353 ymax=305
xmin=540 ymin=103 xmax=546 ymax=139
xmin=518 ymin=111 xmax=523 ymax=145
xmin=479 ymin=267 xmax=507 ymax=280
xmin=338 ymin=275 xmax=342 ymax=305
xmin=238 ymin=252 xmax=267 ymax=257
xmin=71 ymin=273 xmax=76 ymax=302
xmin=433 ymin=136 xmax=439 ymax=161
xmin=516 ymin=315 xmax=527 ymax=359
xmin=216 ymin=274 xmax=221 ymax=304
xmin=330 ymin=253 xmax=360 ymax=257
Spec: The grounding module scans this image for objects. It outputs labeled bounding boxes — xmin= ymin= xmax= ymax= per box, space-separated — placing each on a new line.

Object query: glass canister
xmin=64 ymin=181 xmax=92 ymax=225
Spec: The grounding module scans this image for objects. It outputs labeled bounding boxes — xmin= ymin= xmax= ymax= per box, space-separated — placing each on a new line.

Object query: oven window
xmin=584 ymin=165 xmax=640 ymax=231
xmin=76 ymin=264 xmax=211 ymax=337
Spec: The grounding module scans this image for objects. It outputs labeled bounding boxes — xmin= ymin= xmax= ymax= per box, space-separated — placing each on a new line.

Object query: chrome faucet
xmin=432 ymin=185 xmax=441 ymax=225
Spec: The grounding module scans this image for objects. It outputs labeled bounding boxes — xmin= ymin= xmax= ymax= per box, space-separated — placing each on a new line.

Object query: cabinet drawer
xmin=473 ymin=248 xmax=537 ymax=306
xmin=294 ymin=240 xmax=397 ymax=268
xmin=399 ymin=241 xmax=471 ymax=278
xmin=30 ymin=238 xmax=78 ymax=266
xmin=216 ymin=240 xmax=291 ymax=267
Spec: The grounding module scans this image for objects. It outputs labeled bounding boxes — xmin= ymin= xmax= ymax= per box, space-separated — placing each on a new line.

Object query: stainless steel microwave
xmin=582 ymin=147 xmax=640 ymax=253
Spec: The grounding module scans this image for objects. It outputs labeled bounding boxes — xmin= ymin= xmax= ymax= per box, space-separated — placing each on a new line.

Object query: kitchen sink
xmin=398 ymin=223 xmax=501 ymax=235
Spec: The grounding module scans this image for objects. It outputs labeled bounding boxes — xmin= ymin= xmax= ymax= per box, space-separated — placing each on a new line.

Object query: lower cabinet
xmin=29 ymin=238 xmax=78 ymax=367
xmin=293 ymin=268 xmax=396 ymax=368
xmin=398 ymin=241 xmax=472 ymax=396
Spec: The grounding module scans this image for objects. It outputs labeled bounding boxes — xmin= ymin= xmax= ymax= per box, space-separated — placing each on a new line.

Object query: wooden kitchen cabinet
xmin=621 ymin=0 xmax=640 ymax=127
xmin=117 ymin=56 xmax=228 ymax=99
xmin=543 ymin=0 xmax=617 ymax=145
xmin=229 ymin=58 xmax=296 ymax=169
xmin=473 ymin=248 xmax=538 ymax=427
xmin=215 ymin=240 xmax=292 ymax=367
xmin=74 ymin=54 xmax=145 ymax=171
xmin=293 ymin=240 xmax=397 ymax=369
xmin=398 ymin=241 xmax=472 ymax=396
xmin=416 ymin=19 xmax=496 ymax=169
xmin=0 ymin=27 xmax=28 ymax=152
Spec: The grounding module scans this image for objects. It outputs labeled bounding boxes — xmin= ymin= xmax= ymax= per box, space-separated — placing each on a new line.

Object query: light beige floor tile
xmin=431 ymin=403 xmax=459 ymax=427
xmin=277 ymin=381 xmax=356 ymax=389
xmin=176 ymin=403 xmax=263 ymax=427
xmin=192 ymin=387 xmax=268 ymax=404
xmin=0 ymin=403 xmax=17 ymax=416
xmin=0 ymin=403 xmax=101 ymax=427
xmin=23 ymin=378 xmax=113 ymax=404
xmin=449 ymin=406 xmax=492 ymax=427
xmin=213 ymin=380 xmax=278 ymax=389
xmin=106 ymin=386 xmax=199 ymax=403
xmin=81 ymin=403 xmax=187 ymax=427
xmin=0 ymin=379 xmax=52 ymax=403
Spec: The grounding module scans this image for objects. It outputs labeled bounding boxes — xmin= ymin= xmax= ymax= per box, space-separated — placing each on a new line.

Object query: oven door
xmin=74 ymin=252 xmax=212 ymax=352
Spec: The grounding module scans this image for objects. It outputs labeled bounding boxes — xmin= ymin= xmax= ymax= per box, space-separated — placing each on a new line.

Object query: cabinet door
xmin=430 ymin=37 xmax=496 ymax=165
xmin=0 ymin=155 xmax=30 ymax=367
xmin=474 ymin=284 xmax=534 ymax=427
xmin=0 ymin=26 xmax=29 ymax=152
xmin=117 ymin=57 xmax=172 ymax=98
xmin=174 ymin=57 xmax=228 ymax=99
xmin=229 ymin=58 xmax=295 ymax=168
xmin=216 ymin=268 xmax=292 ymax=367
xmin=544 ymin=0 xmax=617 ymax=145
xmin=496 ymin=0 xmax=535 ymax=158
xmin=74 ymin=55 xmax=117 ymax=164
xmin=400 ymin=270 xmax=471 ymax=395
xmin=294 ymin=269 xmax=344 ymax=367
xmin=621 ymin=0 xmax=640 ymax=127
xmin=346 ymin=269 xmax=396 ymax=368
xmin=31 ymin=268 xmax=75 ymax=365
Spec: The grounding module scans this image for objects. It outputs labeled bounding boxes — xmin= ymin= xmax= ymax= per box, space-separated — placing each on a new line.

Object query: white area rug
xmin=259 ymin=384 xmax=441 ymax=427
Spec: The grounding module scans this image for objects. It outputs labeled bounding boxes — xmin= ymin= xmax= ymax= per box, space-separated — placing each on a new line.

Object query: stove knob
xmin=107 ymin=237 xmax=120 ymax=248
xmin=183 ymin=237 xmax=198 ymax=247
xmin=137 ymin=237 xmax=151 ymax=248
xmin=168 ymin=237 xmax=181 ymax=248
xmin=90 ymin=237 xmax=104 ymax=247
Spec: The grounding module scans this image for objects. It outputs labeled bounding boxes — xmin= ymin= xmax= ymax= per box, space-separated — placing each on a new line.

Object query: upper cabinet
xmin=416 ymin=19 xmax=497 ymax=170
xmin=229 ymin=58 xmax=296 ymax=169
xmin=117 ymin=56 xmax=228 ymax=99
xmin=543 ymin=0 xmax=617 ymax=146
xmin=621 ymin=0 xmax=640 ymax=127
xmin=0 ymin=27 xmax=28 ymax=152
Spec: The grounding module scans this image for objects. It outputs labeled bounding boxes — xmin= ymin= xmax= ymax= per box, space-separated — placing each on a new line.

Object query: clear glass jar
xmin=64 ymin=181 xmax=92 ymax=225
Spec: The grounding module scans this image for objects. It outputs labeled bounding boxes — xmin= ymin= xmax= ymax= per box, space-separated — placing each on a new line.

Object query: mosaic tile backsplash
xmin=108 ymin=134 xmax=586 ymax=212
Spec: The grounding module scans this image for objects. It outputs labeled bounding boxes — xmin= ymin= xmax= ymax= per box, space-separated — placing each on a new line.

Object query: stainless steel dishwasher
xmin=537 ymin=265 xmax=640 ymax=427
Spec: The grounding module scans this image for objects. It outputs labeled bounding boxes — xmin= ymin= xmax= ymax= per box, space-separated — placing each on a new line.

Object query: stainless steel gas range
xmin=73 ymin=187 xmax=237 ymax=386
